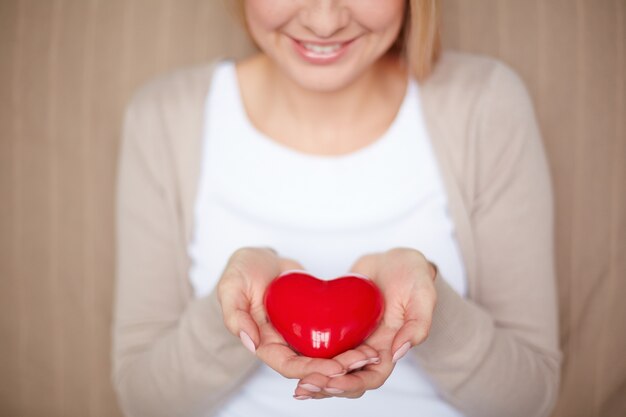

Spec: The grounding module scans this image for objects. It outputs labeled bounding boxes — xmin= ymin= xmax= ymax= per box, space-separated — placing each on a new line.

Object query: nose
xmin=299 ymin=0 xmax=350 ymax=39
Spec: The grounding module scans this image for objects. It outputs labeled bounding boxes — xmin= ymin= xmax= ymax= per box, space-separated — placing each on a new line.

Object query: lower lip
xmin=291 ymin=38 xmax=355 ymax=65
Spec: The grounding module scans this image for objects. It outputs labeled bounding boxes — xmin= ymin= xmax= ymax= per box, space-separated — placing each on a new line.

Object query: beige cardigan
xmin=112 ymin=51 xmax=562 ymax=417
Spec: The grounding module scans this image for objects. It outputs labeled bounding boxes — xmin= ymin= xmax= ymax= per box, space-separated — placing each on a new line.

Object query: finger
xmin=323 ymin=347 xmax=394 ymax=398
xmin=217 ymin=272 xmax=262 ymax=351
xmin=296 ymin=372 xmax=357 ymax=399
xmin=363 ymin=322 xmax=396 ymax=351
xmin=218 ymin=295 xmax=260 ymax=354
xmin=257 ymin=316 xmax=291 ymax=345
xmin=324 ymin=372 xmax=365 ymax=398
xmin=217 ymin=247 xmax=306 ymax=355
xmin=390 ymin=319 xmax=428 ymax=363
xmin=348 ymin=253 xmax=380 ymax=278
xmin=279 ymin=257 xmax=305 ymax=272
xmin=256 ymin=342 xmax=345 ymax=379
xmin=332 ymin=344 xmax=379 ymax=372
xmin=231 ymin=309 xmax=261 ymax=354
xmin=295 ymin=372 xmax=328 ymax=397
xmin=352 ymin=343 xmax=380 ymax=362
xmin=391 ymin=283 xmax=437 ymax=361
xmin=218 ymin=292 xmax=260 ymax=353
xmin=256 ymin=320 xmax=340 ymax=378
xmin=294 ymin=391 xmax=332 ymax=401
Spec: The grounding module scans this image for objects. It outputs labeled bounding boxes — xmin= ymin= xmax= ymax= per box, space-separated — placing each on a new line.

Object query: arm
xmin=412 ymin=63 xmax=562 ymax=417
xmin=112 ymin=87 xmax=364 ymax=416
xmin=112 ymin=89 xmax=257 ymax=417
xmin=294 ymin=62 xmax=561 ymax=417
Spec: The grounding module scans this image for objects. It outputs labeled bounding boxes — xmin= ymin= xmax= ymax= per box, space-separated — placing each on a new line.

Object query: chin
xmin=282 ymin=62 xmax=372 ymax=93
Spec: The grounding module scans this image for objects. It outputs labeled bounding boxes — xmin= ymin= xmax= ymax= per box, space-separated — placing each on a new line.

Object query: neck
xmin=261 ymin=53 xmax=405 ymax=135
xmin=236 ymin=52 xmax=408 ymax=154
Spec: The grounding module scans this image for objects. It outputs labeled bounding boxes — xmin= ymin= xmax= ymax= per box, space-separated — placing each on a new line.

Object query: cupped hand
xmin=293 ymin=247 xmax=437 ymax=399
xmin=217 ymin=247 xmax=379 ymax=380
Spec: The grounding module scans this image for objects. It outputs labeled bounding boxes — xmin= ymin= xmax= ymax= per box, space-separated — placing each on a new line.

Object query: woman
xmin=112 ymin=1 xmax=562 ymax=416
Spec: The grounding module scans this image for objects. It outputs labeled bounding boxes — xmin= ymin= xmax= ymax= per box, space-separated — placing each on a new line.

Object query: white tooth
xmin=303 ymin=42 xmax=341 ymax=55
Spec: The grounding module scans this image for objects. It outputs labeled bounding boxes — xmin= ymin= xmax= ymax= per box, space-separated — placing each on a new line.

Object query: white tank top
xmin=188 ymin=60 xmax=467 ymax=417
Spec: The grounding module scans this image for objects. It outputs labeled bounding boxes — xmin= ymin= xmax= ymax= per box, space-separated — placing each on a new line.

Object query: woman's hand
xmin=217 ymin=247 xmax=379 ymax=381
xmin=293 ymin=247 xmax=437 ymax=399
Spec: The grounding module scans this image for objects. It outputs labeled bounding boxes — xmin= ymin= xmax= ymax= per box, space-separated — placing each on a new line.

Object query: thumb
xmin=218 ymin=280 xmax=260 ymax=355
xmin=235 ymin=311 xmax=260 ymax=355
xmin=390 ymin=287 xmax=436 ymax=363
xmin=390 ymin=318 xmax=429 ymax=363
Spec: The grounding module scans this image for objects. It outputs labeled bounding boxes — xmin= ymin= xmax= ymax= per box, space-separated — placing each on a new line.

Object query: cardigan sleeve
xmin=112 ymin=85 xmax=257 ymax=417
xmin=412 ymin=62 xmax=562 ymax=417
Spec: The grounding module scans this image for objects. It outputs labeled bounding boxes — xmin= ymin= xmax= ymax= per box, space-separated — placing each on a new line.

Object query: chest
xmin=186 ymin=61 xmax=467 ymax=299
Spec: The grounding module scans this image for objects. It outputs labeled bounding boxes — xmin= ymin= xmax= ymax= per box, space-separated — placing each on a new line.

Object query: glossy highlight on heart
xmin=264 ymin=270 xmax=384 ymax=358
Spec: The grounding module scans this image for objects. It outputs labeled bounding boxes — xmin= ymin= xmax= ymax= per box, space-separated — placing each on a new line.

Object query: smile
xmin=301 ymin=42 xmax=343 ymax=55
xmin=291 ymin=38 xmax=356 ymax=64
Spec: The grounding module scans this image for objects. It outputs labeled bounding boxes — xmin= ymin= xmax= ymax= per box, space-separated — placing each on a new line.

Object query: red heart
xmin=264 ymin=270 xmax=384 ymax=358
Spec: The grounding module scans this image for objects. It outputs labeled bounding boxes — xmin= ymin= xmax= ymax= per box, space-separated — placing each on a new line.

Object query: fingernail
xmin=324 ymin=387 xmax=344 ymax=395
xmin=392 ymin=342 xmax=411 ymax=363
xmin=298 ymin=383 xmax=321 ymax=393
xmin=329 ymin=370 xmax=346 ymax=378
xmin=348 ymin=359 xmax=369 ymax=371
xmin=293 ymin=395 xmax=312 ymax=400
xmin=367 ymin=357 xmax=381 ymax=365
xmin=239 ymin=331 xmax=256 ymax=354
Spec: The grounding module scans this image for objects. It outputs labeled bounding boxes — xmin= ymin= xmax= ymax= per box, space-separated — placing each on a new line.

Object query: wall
xmin=0 ymin=1 xmax=624 ymax=416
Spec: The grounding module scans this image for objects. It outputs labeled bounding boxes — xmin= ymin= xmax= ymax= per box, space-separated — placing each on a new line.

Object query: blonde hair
xmin=228 ymin=0 xmax=441 ymax=82
xmin=399 ymin=0 xmax=441 ymax=82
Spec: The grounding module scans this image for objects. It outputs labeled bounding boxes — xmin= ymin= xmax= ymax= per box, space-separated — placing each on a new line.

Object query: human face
xmin=243 ymin=0 xmax=406 ymax=92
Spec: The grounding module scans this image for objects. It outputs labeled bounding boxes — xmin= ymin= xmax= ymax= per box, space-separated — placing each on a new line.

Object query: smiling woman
xmin=241 ymin=0 xmax=406 ymax=91
xmin=112 ymin=1 xmax=561 ymax=417
xmin=231 ymin=0 xmax=440 ymax=84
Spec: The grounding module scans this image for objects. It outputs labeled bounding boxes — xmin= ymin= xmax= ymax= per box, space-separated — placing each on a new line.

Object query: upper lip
xmin=292 ymin=37 xmax=357 ymax=46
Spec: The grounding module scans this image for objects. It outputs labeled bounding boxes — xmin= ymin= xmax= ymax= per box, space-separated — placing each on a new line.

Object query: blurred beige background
xmin=0 ymin=1 xmax=624 ymax=416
